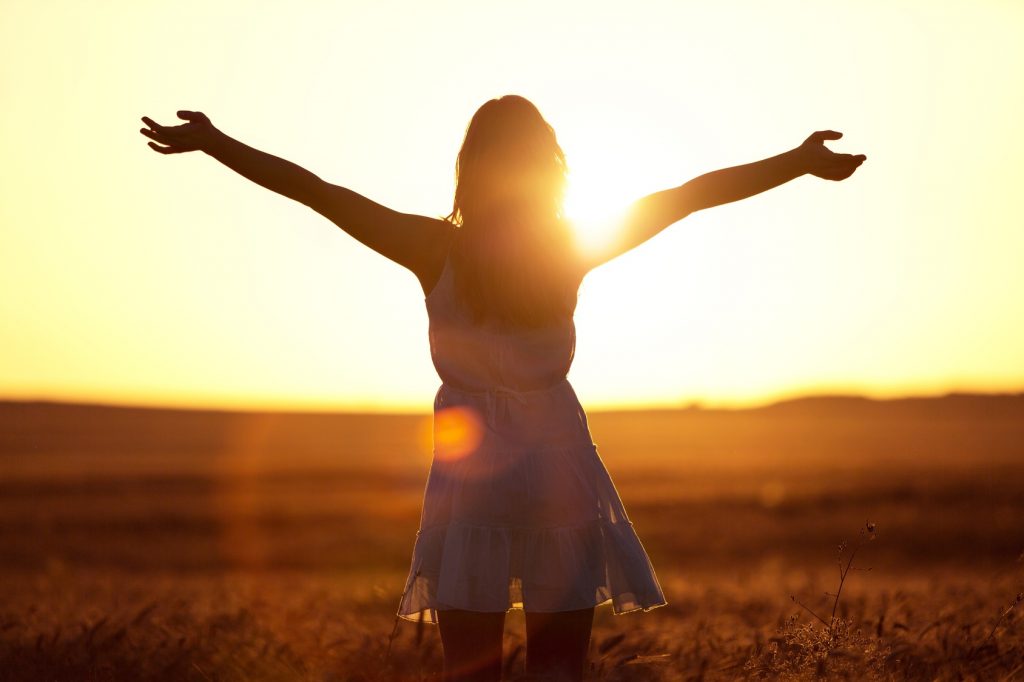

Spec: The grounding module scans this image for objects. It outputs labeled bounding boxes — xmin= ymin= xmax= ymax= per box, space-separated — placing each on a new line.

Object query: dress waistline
xmin=439 ymin=378 xmax=570 ymax=406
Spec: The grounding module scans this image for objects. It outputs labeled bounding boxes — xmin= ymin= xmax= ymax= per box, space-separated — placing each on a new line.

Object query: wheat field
xmin=1 ymin=397 xmax=1022 ymax=680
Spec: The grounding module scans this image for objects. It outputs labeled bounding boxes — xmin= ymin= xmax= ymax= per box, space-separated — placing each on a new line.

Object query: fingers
xmin=805 ymin=130 xmax=843 ymax=147
xmin=147 ymin=141 xmax=181 ymax=154
xmin=139 ymin=121 xmax=199 ymax=151
xmin=822 ymin=154 xmax=866 ymax=180
xmin=835 ymin=153 xmax=865 ymax=169
xmin=812 ymin=130 xmax=843 ymax=143
xmin=141 ymin=115 xmax=170 ymax=134
xmin=139 ymin=127 xmax=172 ymax=144
xmin=176 ymin=110 xmax=207 ymax=123
xmin=141 ymin=125 xmax=191 ymax=153
xmin=835 ymin=152 xmax=865 ymax=164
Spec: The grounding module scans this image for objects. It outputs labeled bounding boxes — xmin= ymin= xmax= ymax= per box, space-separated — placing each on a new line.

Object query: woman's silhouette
xmin=140 ymin=96 xmax=864 ymax=682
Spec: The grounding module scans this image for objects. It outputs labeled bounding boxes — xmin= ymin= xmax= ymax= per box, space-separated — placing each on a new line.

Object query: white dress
xmin=397 ymin=254 xmax=667 ymax=623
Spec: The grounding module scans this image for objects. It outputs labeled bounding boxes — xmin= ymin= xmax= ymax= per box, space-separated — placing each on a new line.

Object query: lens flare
xmin=433 ymin=406 xmax=484 ymax=461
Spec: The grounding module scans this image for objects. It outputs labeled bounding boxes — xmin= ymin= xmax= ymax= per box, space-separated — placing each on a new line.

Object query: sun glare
xmin=432 ymin=406 xmax=484 ymax=462
xmin=563 ymin=168 xmax=630 ymax=255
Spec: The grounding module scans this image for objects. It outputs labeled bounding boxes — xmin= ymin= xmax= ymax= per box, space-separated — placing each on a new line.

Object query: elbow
xmin=297 ymin=177 xmax=330 ymax=210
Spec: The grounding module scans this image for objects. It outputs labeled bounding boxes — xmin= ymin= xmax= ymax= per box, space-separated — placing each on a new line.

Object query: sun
xmin=563 ymin=167 xmax=631 ymax=256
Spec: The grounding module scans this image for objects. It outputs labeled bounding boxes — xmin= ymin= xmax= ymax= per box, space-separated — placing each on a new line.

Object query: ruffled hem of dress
xmin=396 ymin=517 xmax=667 ymax=624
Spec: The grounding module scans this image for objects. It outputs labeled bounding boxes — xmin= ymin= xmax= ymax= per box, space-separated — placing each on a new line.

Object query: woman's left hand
xmin=796 ymin=130 xmax=866 ymax=181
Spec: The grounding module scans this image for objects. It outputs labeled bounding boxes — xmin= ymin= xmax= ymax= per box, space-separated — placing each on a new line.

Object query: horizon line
xmin=3 ymin=387 xmax=1023 ymax=417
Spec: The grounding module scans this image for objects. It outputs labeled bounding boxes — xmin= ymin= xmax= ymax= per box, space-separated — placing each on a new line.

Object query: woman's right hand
xmin=139 ymin=111 xmax=218 ymax=154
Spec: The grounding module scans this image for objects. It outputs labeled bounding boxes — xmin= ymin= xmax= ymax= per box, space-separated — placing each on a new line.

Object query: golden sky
xmin=2 ymin=0 xmax=1022 ymax=412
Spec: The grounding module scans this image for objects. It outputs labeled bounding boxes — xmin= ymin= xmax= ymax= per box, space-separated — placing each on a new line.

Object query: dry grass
xmin=2 ymin=562 xmax=1022 ymax=681
xmin=1 ymin=398 xmax=1023 ymax=680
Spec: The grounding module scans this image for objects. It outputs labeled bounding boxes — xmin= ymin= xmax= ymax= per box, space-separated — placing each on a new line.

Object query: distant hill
xmin=746 ymin=392 xmax=1024 ymax=420
xmin=2 ymin=393 xmax=1022 ymax=473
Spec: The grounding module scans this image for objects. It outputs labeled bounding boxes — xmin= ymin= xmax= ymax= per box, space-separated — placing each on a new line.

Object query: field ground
xmin=1 ymin=397 xmax=1023 ymax=680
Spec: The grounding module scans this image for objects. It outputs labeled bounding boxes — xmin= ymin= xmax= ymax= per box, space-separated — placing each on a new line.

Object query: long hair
xmin=445 ymin=95 xmax=580 ymax=329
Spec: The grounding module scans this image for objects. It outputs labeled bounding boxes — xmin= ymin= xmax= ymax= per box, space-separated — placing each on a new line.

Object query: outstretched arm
xmin=139 ymin=111 xmax=451 ymax=290
xmin=579 ymin=131 xmax=866 ymax=274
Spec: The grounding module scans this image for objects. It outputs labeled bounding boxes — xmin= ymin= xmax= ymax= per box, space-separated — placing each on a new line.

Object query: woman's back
xmin=425 ymin=251 xmax=592 ymax=453
xmin=427 ymin=254 xmax=576 ymax=393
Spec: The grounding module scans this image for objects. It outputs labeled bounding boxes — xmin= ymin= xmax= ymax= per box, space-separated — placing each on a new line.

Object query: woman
xmin=140 ymin=96 xmax=864 ymax=681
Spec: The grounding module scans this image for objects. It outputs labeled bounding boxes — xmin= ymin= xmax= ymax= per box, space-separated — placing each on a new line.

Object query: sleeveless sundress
xmin=397 ymin=254 xmax=667 ymax=623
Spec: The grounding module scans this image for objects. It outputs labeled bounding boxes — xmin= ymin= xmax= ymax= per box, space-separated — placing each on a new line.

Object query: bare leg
xmin=437 ymin=609 xmax=506 ymax=682
xmin=525 ymin=607 xmax=594 ymax=681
